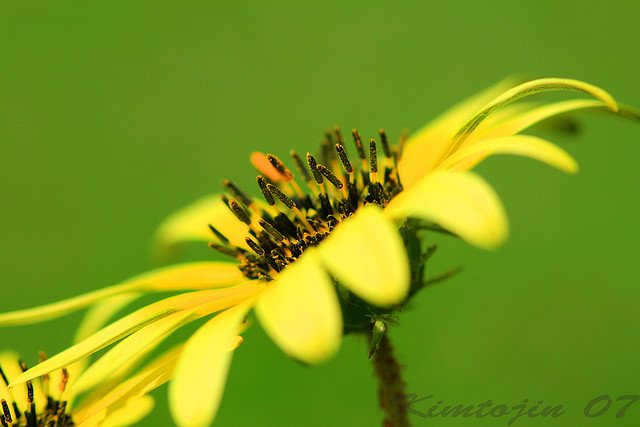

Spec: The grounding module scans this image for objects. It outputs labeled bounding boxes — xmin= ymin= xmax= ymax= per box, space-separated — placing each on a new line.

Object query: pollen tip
xmin=228 ymin=199 xmax=252 ymax=225
xmin=317 ymin=164 xmax=344 ymax=189
xmin=267 ymin=183 xmax=296 ymax=209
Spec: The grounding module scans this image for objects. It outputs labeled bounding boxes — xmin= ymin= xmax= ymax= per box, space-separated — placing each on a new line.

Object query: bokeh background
xmin=1 ymin=1 xmax=639 ymax=426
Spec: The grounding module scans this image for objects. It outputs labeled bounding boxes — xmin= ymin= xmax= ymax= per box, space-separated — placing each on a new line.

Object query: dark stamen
xmin=369 ymin=139 xmax=378 ymax=173
xmin=1 ymin=399 xmax=11 ymax=424
xmin=222 ymin=180 xmax=253 ymax=206
xmin=208 ymin=224 xmax=229 ymax=243
xmin=352 ymin=129 xmax=366 ymax=159
xmin=320 ymin=138 xmax=334 ymax=166
xmin=335 ymin=144 xmax=353 ymax=173
xmin=306 ymin=153 xmax=324 ymax=184
xmin=256 ymin=175 xmax=276 ymax=206
xmin=290 ymin=150 xmax=312 ymax=183
xmin=317 ymin=165 xmax=344 ymax=189
xmin=60 ymin=368 xmax=69 ymax=393
xmin=26 ymin=381 xmax=34 ymax=403
xmin=267 ymin=184 xmax=295 ymax=209
xmin=259 ymin=219 xmax=285 ymax=241
xmin=333 ymin=127 xmax=344 ymax=145
xmin=229 ymin=199 xmax=252 ymax=225
xmin=209 ymin=242 xmax=238 ymax=257
xmin=245 ymin=238 xmax=265 ymax=256
xmin=274 ymin=212 xmax=298 ymax=237
xmin=378 ymin=129 xmax=392 ymax=158
xmin=318 ymin=193 xmax=333 ymax=216
xmin=0 ymin=366 xmax=8 ymax=386
xmin=27 ymin=403 xmax=36 ymax=427
xmin=267 ymin=154 xmax=293 ymax=180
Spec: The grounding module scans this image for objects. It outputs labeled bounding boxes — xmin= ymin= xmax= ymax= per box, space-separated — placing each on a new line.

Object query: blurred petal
xmin=440 ymin=135 xmax=578 ymax=174
xmin=75 ymin=346 xmax=181 ymax=423
xmin=470 ymin=99 xmax=607 ymax=141
xmin=170 ymin=302 xmax=253 ymax=427
xmin=10 ymin=282 xmax=263 ymax=386
xmin=0 ymin=351 xmax=27 ymax=418
xmin=98 ymin=395 xmax=155 ymax=427
xmin=0 ymin=262 xmax=243 ymax=326
xmin=385 ymin=171 xmax=508 ymax=249
xmin=255 ymin=250 xmax=342 ymax=364
xmin=70 ymin=310 xmax=195 ymax=396
xmin=441 ymin=78 xmax=618 ymax=161
xmin=154 ymin=194 xmax=249 ymax=251
xmin=399 ymin=77 xmax=521 ymax=188
xmin=318 ymin=205 xmax=410 ymax=306
xmin=125 ymin=262 xmax=244 ymax=292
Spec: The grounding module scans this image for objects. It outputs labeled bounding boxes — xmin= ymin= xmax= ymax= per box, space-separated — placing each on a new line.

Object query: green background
xmin=1 ymin=1 xmax=639 ymax=426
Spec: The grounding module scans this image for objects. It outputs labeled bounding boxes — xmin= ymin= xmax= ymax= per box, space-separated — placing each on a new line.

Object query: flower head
xmin=1 ymin=78 xmax=636 ymax=427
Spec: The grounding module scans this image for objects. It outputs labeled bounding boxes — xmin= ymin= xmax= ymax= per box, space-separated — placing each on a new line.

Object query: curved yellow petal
xmin=70 ymin=310 xmax=195 ymax=396
xmin=318 ymin=205 xmax=410 ymax=306
xmin=399 ymin=77 xmax=522 ymax=188
xmin=385 ymin=171 xmax=508 ymax=249
xmin=0 ymin=262 xmax=243 ymax=326
xmin=73 ymin=293 xmax=143 ymax=344
xmin=154 ymin=194 xmax=249 ymax=252
xmin=441 ymin=78 xmax=618 ymax=161
xmin=98 ymin=395 xmax=155 ymax=427
xmin=255 ymin=250 xmax=342 ymax=364
xmin=169 ymin=301 xmax=253 ymax=427
xmin=10 ymin=282 xmax=263 ymax=387
xmin=407 ymin=77 xmax=522 ymax=143
xmin=439 ymin=135 xmax=578 ymax=174
xmin=470 ymin=99 xmax=607 ymax=142
xmin=75 ymin=345 xmax=181 ymax=422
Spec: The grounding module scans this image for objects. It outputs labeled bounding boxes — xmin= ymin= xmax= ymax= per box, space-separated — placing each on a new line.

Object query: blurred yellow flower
xmin=0 ymin=296 xmax=177 ymax=427
xmin=1 ymin=78 xmax=635 ymax=427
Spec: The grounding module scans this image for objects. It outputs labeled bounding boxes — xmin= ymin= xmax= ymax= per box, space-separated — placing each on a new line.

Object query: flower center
xmin=0 ymin=355 xmax=73 ymax=427
xmin=209 ymin=128 xmax=405 ymax=281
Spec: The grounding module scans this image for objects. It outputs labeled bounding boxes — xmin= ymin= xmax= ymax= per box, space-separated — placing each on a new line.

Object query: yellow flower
xmin=0 ymin=78 xmax=635 ymax=427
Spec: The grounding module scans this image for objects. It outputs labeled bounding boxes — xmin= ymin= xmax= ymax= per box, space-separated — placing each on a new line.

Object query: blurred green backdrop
xmin=1 ymin=1 xmax=639 ymax=426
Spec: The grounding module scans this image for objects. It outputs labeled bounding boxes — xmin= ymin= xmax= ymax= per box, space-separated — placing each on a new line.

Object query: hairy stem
xmin=371 ymin=333 xmax=410 ymax=427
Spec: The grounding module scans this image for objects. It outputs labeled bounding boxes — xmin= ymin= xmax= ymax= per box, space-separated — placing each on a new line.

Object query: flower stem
xmin=371 ymin=333 xmax=410 ymax=427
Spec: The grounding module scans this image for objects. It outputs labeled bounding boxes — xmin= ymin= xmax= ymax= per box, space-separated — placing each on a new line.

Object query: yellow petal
xmin=154 ymin=194 xmax=249 ymax=252
xmin=317 ymin=205 xmax=410 ymax=306
xmin=170 ymin=301 xmax=254 ymax=427
xmin=469 ymin=99 xmax=607 ymax=142
xmin=0 ymin=351 xmax=25 ymax=419
xmin=75 ymin=345 xmax=181 ymax=422
xmin=97 ymin=395 xmax=155 ymax=427
xmin=385 ymin=171 xmax=508 ymax=249
xmin=399 ymin=77 xmax=522 ymax=188
xmin=441 ymin=78 xmax=618 ymax=161
xmin=10 ymin=282 xmax=263 ymax=387
xmin=73 ymin=293 xmax=143 ymax=344
xmin=255 ymin=250 xmax=342 ymax=364
xmin=406 ymin=77 xmax=523 ymax=149
xmin=70 ymin=310 xmax=196 ymax=396
xmin=0 ymin=262 xmax=243 ymax=326
xmin=439 ymin=135 xmax=578 ymax=174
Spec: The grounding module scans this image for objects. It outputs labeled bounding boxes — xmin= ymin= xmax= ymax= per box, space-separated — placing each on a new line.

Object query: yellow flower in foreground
xmin=1 ymin=78 xmax=636 ymax=427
